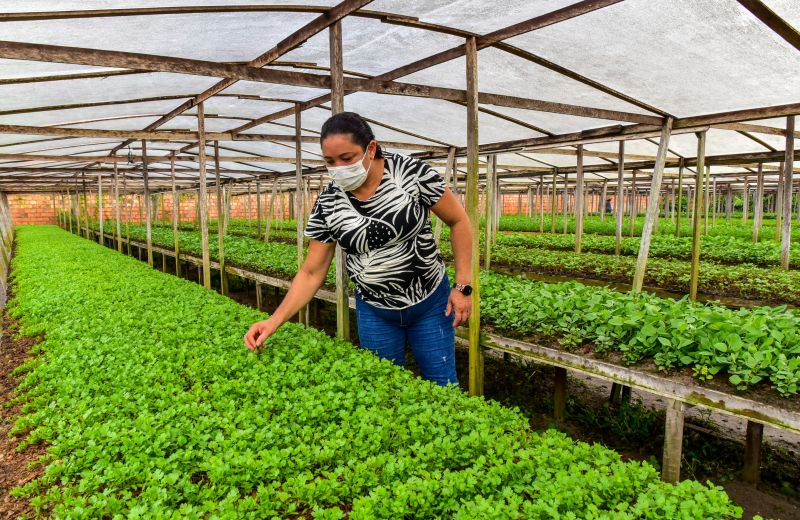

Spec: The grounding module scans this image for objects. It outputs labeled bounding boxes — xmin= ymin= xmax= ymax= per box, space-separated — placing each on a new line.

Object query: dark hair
xmin=320 ymin=111 xmax=383 ymax=158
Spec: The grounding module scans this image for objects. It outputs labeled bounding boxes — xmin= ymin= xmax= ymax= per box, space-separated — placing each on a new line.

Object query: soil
xmin=0 ymin=308 xmax=44 ymax=520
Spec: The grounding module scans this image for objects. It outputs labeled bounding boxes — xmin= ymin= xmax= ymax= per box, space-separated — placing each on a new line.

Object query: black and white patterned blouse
xmin=304 ymin=152 xmax=446 ymax=309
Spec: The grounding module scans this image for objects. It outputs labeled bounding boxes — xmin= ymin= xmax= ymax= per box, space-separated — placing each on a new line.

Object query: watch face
xmin=461 ymin=285 xmax=473 ymax=296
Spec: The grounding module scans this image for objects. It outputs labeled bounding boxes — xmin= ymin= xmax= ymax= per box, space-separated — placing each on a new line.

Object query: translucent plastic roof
xmin=0 ymin=0 xmax=797 ymax=192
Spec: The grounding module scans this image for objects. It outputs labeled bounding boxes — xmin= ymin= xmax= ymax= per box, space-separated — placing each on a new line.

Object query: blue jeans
xmin=355 ymin=273 xmax=459 ymax=387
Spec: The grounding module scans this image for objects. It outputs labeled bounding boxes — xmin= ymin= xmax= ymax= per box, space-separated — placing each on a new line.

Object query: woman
xmin=244 ymin=112 xmax=473 ymax=387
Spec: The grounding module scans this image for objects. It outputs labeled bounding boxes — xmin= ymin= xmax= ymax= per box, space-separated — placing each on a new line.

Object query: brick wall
xmin=10 ymin=190 xmax=649 ymax=226
xmin=10 ymin=191 xmax=312 ymax=226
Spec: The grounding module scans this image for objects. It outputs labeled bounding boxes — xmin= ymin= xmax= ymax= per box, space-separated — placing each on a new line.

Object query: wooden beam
xmin=736 ymin=0 xmax=800 ymax=52
xmin=171 ymin=156 xmax=181 ymax=277
xmin=575 ymin=144 xmax=584 ymax=253
xmin=0 ymin=40 xmax=660 ymax=125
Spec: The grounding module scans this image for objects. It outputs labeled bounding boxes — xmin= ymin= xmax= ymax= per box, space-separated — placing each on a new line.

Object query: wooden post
xmin=141 ymin=140 xmax=153 ymax=267
xmin=662 ymin=398 xmax=685 ymax=483
xmin=689 ymin=132 xmax=706 ymax=301
xmin=466 ymin=35 xmax=483 ymax=397
xmin=550 ymin=171 xmax=557 ymax=233
xmin=330 ymin=20 xmax=350 ymax=341
xmin=781 ymin=116 xmax=795 ymax=268
xmin=776 ymin=163 xmax=784 ymax=242
xmin=575 ymin=145 xmax=584 ymax=253
xmin=434 ymin=147 xmax=456 ymax=243
xmin=113 ymin=160 xmax=122 ymax=252
xmin=615 ymin=141 xmax=624 ymax=255
xmin=484 ymin=155 xmax=495 ymax=269
xmin=711 ymin=177 xmax=717 ymax=228
xmin=632 ymin=118 xmax=673 ymax=293
xmin=675 ymin=160 xmax=684 ymax=237
xmin=197 ymin=103 xmax=212 ymax=289
xmin=265 ymin=175 xmax=277 ymax=242
xmin=553 ymin=367 xmax=567 ymax=423
xmin=171 ymin=156 xmax=181 ymax=277
xmin=295 ymin=104 xmax=307 ymax=324
xmin=123 ymin=178 xmax=131 ymax=255
xmin=527 ymin=185 xmax=534 ymax=219
xmin=97 ymin=174 xmax=104 ymax=244
xmin=742 ymin=421 xmax=764 ymax=484
xmin=256 ymin=180 xmax=262 ymax=238
xmin=81 ymin=173 xmax=89 ymax=239
xmin=600 ymin=180 xmax=608 ymax=221
xmin=211 ymin=141 xmax=228 ymax=294
xmin=629 ymin=170 xmax=637 ymax=237
xmin=742 ymin=176 xmax=749 ymax=224
xmin=562 ymin=184 xmax=568 ymax=234
xmin=754 ymin=163 xmax=764 ymax=242
xmin=539 ymin=179 xmax=545 ymax=232
xmin=725 ymin=184 xmax=733 ymax=222
xmin=703 ymin=167 xmax=710 ymax=235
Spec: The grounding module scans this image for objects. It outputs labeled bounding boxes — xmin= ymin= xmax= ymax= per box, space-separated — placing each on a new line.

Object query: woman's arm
xmin=431 ymin=188 xmax=473 ymax=327
xmin=244 ymin=239 xmax=336 ymax=351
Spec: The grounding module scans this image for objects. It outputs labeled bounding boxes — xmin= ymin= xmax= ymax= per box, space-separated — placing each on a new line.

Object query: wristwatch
xmin=453 ymin=283 xmax=473 ymax=296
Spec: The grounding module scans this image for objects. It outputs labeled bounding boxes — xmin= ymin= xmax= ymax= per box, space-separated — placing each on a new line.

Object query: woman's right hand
xmin=244 ymin=318 xmax=279 ymax=352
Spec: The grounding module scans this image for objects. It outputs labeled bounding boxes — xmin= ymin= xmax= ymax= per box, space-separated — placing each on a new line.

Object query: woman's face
xmin=321 ymin=133 xmax=374 ymax=168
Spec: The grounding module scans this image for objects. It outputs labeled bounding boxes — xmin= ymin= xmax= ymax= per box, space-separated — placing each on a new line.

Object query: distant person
xmin=605 ymin=198 xmax=613 ymax=214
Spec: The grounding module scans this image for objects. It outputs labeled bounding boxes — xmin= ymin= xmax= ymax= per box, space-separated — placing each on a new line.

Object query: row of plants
xmin=438 ymin=241 xmax=800 ymax=306
xmin=94 ymin=220 xmax=335 ymax=286
xmin=479 ymin=270 xmax=800 ymax=397
xmin=491 ymin=232 xmax=800 ymax=269
xmin=498 ymin=215 xmax=797 ymax=242
xmin=6 ymin=225 xmax=742 ymax=518
xmin=77 ymin=221 xmax=800 ymax=396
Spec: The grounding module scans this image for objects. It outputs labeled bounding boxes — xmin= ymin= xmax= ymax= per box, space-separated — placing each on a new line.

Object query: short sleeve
xmin=415 ymin=160 xmax=446 ymax=208
xmin=304 ymin=196 xmax=335 ymax=243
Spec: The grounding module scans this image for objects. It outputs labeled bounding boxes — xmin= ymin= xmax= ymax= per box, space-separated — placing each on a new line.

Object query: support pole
xmin=484 ymin=155 xmax=495 ymax=269
xmin=113 ymin=160 xmax=122 ymax=252
xmin=434 ymin=147 xmax=456 ymax=243
xmin=171 ymin=155 xmax=181 ymax=277
xmin=265 ymin=175 xmax=277 ymax=242
xmin=675 ymin=160 xmax=684 ymax=237
xmin=197 ymin=103 xmax=212 ymax=289
xmin=295 ymin=104 xmax=307 ymax=324
xmin=781 ymin=116 xmax=795 ymax=269
xmin=629 ymin=170 xmax=637 ymax=237
xmin=256 ymin=180 xmax=262 ymax=238
xmin=632 ymin=118 xmax=674 ymax=293
xmin=97 ymin=174 xmax=104 ymax=244
xmin=553 ymin=367 xmax=567 ymax=423
xmin=776 ymin=163 xmax=784 ymax=242
xmin=142 ymin=140 xmax=153 ymax=267
xmin=742 ymin=421 xmax=764 ymax=484
xmin=615 ymin=141 xmax=624 ymax=255
xmin=214 ymin=141 xmax=228 ymax=295
xmin=661 ymin=398 xmax=686 ymax=483
xmin=575 ymin=144 xmax=584 ymax=253
xmin=330 ymin=20 xmax=350 ymax=341
xmin=600 ymin=179 xmax=608 ymax=222
xmin=539 ymin=179 xmax=545 ymax=232
xmin=742 ymin=176 xmax=749 ymax=224
xmin=689 ymin=131 xmax=706 ymax=301
xmin=754 ymin=163 xmax=764 ymax=242
xmin=466 ymin=35 xmax=483 ymax=397
xmin=550 ymin=171 xmax=557 ymax=233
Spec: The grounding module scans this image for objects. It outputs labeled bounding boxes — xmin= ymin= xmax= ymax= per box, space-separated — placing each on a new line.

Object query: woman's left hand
xmin=446 ymin=289 xmax=472 ymax=328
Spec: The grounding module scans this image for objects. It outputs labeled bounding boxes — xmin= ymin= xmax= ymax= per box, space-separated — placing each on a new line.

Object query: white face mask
xmin=327 ymin=147 xmax=372 ymax=192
